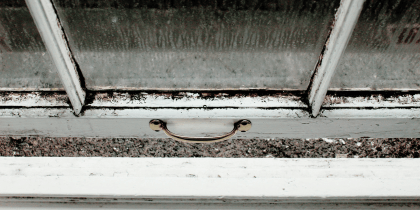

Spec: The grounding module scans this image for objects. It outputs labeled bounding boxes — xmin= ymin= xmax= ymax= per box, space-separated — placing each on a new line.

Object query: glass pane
xmin=330 ymin=0 xmax=420 ymax=90
xmin=0 ymin=0 xmax=63 ymax=89
xmin=53 ymin=0 xmax=339 ymax=90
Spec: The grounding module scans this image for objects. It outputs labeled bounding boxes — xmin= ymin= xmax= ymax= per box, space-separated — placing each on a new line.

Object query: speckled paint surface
xmin=1 ymin=137 xmax=419 ymax=158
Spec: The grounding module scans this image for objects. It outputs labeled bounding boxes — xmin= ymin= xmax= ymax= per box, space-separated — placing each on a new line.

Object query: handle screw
xmin=149 ymin=119 xmax=162 ymax=132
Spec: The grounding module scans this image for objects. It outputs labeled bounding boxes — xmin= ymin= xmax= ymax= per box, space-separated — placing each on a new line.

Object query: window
xmin=1 ymin=0 xmax=419 ymax=205
xmin=1 ymin=0 xmax=419 ymax=141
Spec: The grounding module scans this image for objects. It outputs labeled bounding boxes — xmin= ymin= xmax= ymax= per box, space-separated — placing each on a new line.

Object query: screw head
xmin=149 ymin=119 xmax=163 ymax=132
xmin=237 ymin=120 xmax=252 ymax=132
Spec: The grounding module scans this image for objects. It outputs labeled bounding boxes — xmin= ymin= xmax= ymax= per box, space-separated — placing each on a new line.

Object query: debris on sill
xmin=0 ymin=137 xmax=419 ymax=158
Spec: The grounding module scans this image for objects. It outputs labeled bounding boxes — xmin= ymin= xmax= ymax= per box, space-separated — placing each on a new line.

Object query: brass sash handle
xmin=149 ymin=119 xmax=252 ymax=143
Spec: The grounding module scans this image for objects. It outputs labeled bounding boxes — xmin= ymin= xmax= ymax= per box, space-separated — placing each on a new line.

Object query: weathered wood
xmin=25 ymin=0 xmax=85 ymax=114
xmin=88 ymin=91 xmax=306 ymax=108
xmin=322 ymin=92 xmax=420 ymax=108
xmin=4 ymin=91 xmax=420 ymax=109
xmin=0 ymin=92 xmax=69 ymax=107
xmin=0 ymin=108 xmax=419 ymax=138
xmin=308 ymin=0 xmax=365 ymax=117
xmin=0 ymin=91 xmax=419 ymax=138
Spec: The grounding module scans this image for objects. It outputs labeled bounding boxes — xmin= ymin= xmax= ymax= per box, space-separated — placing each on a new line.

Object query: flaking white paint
xmin=308 ymin=0 xmax=365 ymax=116
xmin=89 ymin=92 xmax=306 ymax=108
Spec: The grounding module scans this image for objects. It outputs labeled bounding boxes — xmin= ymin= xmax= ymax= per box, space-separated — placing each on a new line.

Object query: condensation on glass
xmin=330 ymin=0 xmax=420 ymax=90
xmin=0 ymin=0 xmax=62 ymax=89
xmin=52 ymin=0 xmax=339 ymax=90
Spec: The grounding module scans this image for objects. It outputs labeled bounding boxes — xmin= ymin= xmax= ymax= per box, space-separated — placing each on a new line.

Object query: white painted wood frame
xmin=25 ymin=0 xmax=86 ymax=115
xmin=20 ymin=0 xmax=368 ymax=119
xmin=2 ymin=202 xmax=419 ymax=210
xmin=0 ymin=157 xmax=419 ymax=207
xmin=308 ymin=0 xmax=365 ymax=117
xmin=1 ymin=91 xmax=420 ymax=138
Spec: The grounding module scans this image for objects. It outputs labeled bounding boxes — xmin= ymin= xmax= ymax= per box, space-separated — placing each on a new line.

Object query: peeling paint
xmin=87 ymin=91 xmax=306 ymax=108
xmin=2 ymin=91 xmax=420 ymax=110
xmin=0 ymin=92 xmax=69 ymax=107
xmin=323 ymin=92 xmax=420 ymax=108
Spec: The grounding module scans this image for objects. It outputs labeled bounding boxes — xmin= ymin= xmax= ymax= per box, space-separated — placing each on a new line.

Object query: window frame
xmin=1 ymin=0 xmax=420 ymax=139
xmin=0 ymin=157 xmax=419 ymax=205
xmin=1 ymin=0 xmax=420 ymax=204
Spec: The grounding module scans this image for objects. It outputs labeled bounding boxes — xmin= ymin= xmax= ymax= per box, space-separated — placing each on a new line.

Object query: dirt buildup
xmin=0 ymin=137 xmax=419 ymax=158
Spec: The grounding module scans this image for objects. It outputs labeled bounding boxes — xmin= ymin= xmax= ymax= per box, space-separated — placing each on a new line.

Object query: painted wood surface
xmin=307 ymin=0 xmax=365 ymax=117
xmin=3 ymin=91 xmax=420 ymax=108
xmin=0 ymin=158 xmax=419 ymax=200
xmin=1 ymin=108 xmax=419 ymax=138
xmin=25 ymin=0 xmax=86 ymax=114
xmin=322 ymin=92 xmax=420 ymax=108
xmin=1 ymin=91 xmax=419 ymax=138
xmin=88 ymin=91 xmax=306 ymax=108
xmin=0 ymin=92 xmax=69 ymax=107
xmin=1 ymin=201 xmax=419 ymax=209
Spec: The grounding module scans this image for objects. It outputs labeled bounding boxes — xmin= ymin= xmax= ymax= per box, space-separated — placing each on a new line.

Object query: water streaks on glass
xmin=0 ymin=0 xmax=62 ymax=90
xmin=52 ymin=0 xmax=339 ymax=90
xmin=330 ymin=0 xmax=420 ymax=90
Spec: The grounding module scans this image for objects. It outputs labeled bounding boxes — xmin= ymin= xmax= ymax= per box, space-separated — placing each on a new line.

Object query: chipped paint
xmin=87 ymin=91 xmax=306 ymax=108
xmin=25 ymin=0 xmax=85 ymax=114
xmin=0 ymin=88 xmax=66 ymax=91
xmin=307 ymin=0 xmax=365 ymax=117
xmin=323 ymin=92 xmax=420 ymax=108
xmin=0 ymin=92 xmax=69 ymax=107
xmin=2 ymin=91 xmax=420 ymax=110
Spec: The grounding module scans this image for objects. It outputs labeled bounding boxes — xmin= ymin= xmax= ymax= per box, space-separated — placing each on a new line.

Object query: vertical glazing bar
xmin=25 ymin=0 xmax=85 ymax=115
xmin=308 ymin=0 xmax=365 ymax=117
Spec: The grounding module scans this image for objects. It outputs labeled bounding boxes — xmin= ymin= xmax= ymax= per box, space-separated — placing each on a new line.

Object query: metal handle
xmin=149 ymin=119 xmax=252 ymax=143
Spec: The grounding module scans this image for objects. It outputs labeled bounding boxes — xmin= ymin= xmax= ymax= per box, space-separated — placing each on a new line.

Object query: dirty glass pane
xmin=53 ymin=0 xmax=339 ymax=90
xmin=330 ymin=0 xmax=420 ymax=90
xmin=0 ymin=0 xmax=63 ymax=89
